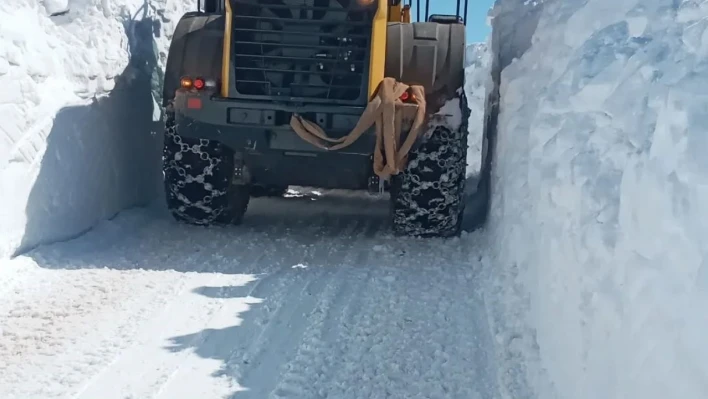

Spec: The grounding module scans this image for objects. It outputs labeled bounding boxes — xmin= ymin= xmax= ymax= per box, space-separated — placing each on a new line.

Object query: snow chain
xmin=289 ymin=77 xmax=427 ymax=180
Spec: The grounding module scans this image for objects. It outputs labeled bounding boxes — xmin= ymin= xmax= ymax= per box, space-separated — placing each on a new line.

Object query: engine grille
xmin=229 ymin=0 xmax=374 ymax=105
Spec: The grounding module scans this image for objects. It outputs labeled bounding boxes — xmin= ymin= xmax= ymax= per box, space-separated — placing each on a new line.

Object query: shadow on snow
xmin=14 ymin=2 xmax=165 ymax=258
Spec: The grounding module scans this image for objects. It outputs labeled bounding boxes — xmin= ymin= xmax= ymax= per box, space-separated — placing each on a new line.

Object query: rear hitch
xmin=232 ymin=153 xmax=250 ymax=185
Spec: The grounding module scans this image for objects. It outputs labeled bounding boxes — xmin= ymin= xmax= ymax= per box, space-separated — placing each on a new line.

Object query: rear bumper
xmin=171 ymin=91 xmax=383 ymax=190
xmin=172 ymin=91 xmax=376 ymax=155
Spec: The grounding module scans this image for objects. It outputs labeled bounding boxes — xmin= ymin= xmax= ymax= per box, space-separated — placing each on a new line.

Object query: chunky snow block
xmin=161 ymin=0 xmax=486 ymax=237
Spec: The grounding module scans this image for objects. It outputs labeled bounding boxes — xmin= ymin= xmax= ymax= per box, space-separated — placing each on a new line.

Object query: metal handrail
xmin=405 ymin=0 xmax=470 ymax=24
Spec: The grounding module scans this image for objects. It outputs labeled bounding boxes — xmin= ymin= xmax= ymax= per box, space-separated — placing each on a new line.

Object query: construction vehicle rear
xmin=161 ymin=0 xmax=488 ymax=237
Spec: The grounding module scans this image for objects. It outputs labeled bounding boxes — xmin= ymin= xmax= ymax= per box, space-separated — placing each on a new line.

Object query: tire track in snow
xmin=218 ymin=215 xmax=368 ymax=398
xmin=150 ymin=209 xmax=373 ymax=398
xmin=307 ymin=239 xmax=496 ymax=399
xmin=265 ymin=218 xmax=379 ymax=399
xmin=0 ymin=190 xmax=503 ymax=399
xmin=148 ymin=218 xmax=317 ymax=398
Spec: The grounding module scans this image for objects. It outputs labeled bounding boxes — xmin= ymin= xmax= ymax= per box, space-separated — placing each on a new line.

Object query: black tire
xmin=162 ymin=104 xmax=249 ymax=226
xmin=390 ymin=89 xmax=470 ymax=238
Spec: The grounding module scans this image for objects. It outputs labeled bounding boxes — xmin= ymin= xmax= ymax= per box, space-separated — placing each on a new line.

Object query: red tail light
xmin=179 ymin=76 xmax=218 ymax=94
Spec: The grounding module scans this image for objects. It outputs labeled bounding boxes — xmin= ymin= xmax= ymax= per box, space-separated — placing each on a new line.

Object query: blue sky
xmin=405 ymin=0 xmax=495 ymax=42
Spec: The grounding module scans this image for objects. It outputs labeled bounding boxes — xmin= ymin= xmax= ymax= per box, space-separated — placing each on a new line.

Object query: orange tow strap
xmin=289 ymin=77 xmax=427 ymax=180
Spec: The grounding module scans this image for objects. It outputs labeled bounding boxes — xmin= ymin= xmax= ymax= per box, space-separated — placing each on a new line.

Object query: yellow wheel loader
xmin=162 ymin=0 xmax=484 ymax=237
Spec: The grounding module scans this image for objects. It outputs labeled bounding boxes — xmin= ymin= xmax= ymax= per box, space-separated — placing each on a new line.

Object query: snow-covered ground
xmin=485 ymin=0 xmax=708 ymax=398
xmin=0 ymin=189 xmax=505 ymax=399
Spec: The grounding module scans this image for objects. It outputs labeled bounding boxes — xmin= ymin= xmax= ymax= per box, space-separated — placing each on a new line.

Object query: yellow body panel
xmin=368 ymin=1 xmax=388 ymax=98
xmin=221 ymin=0 xmax=233 ymax=97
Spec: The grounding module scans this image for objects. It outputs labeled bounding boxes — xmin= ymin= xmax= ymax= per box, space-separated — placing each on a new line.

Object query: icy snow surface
xmin=0 ymin=190 xmax=507 ymax=399
xmin=486 ymin=0 xmax=708 ymax=398
xmin=0 ymin=0 xmax=195 ymax=258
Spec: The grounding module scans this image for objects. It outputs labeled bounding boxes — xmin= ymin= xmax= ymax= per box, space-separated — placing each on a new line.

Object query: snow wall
xmin=482 ymin=0 xmax=708 ymax=398
xmin=464 ymin=42 xmax=491 ymax=181
xmin=0 ymin=0 xmax=194 ymax=258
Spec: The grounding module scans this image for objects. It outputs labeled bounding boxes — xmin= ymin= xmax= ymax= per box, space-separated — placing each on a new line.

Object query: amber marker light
xmin=180 ymin=77 xmax=193 ymax=89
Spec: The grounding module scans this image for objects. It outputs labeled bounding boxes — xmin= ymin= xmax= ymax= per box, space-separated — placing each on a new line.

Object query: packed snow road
xmin=0 ymin=188 xmax=501 ymax=399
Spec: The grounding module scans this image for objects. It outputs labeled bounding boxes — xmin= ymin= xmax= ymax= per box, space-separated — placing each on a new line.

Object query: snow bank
xmin=485 ymin=0 xmax=708 ymax=398
xmin=464 ymin=43 xmax=492 ymax=180
xmin=0 ymin=0 xmax=193 ymax=258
